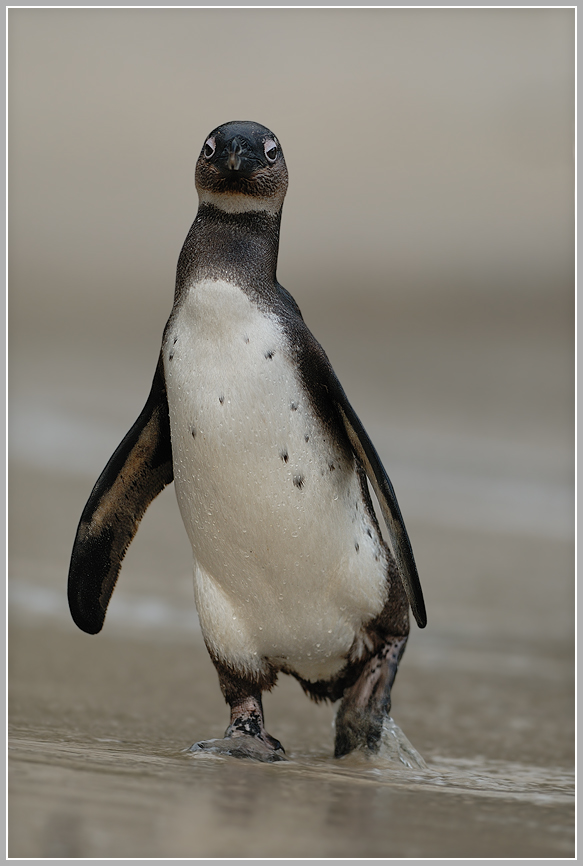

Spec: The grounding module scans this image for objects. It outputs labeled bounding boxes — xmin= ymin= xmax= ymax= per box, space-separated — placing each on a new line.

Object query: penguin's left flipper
xmin=68 ymin=354 xmax=174 ymax=635
xmin=278 ymin=291 xmax=426 ymax=629
xmin=334 ymin=390 xmax=427 ymax=629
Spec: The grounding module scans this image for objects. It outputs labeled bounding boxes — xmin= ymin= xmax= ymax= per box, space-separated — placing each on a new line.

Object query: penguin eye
xmin=204 ymin=137 xmax=216 ymax=159
xmin=264 ymin=140 xmax=278 ymax=163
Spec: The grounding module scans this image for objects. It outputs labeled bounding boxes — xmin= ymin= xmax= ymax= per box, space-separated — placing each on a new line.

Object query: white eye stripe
xmin=264 ymin=139 xmax=278 ymax=162
xmin=204 ymin=137 xmax=216 ymax=158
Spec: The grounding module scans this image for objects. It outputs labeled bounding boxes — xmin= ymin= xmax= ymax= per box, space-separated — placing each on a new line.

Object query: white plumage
xmin=164 ymin=278 xmax=388 ymax=682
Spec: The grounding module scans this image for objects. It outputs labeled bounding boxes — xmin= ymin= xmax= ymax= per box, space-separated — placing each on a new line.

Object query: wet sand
xmin=8 ymin=8 xmax=574 ymax=860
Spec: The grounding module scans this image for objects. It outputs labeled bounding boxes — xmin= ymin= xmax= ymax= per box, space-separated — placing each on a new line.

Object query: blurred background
xmin=8 ymin=8 xmax=574 ymax=859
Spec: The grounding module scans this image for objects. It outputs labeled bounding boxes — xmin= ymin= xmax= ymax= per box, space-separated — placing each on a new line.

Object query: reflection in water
xmin=185 ymin=739 xmax=574 ymax=806
xmin=9 ymin=735 xmax=574 ymax=858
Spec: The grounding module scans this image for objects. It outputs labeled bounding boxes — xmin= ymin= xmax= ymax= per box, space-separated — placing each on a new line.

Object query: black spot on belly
xmin=366 ymin=527 xmax=372 ymax=538
xmin=293 ymin=474 xmax=305 ymax=489
xmin=355 ymin=542 xmax=360 ymax=553
xmin=280 ymin=448 xmax=289 ymax=463
xmin=304 ymin=433 xmax=310 ymax=443
xmin=265 ymin=350 xmax=275 ymax=360
xmin=219 ymin=395 xmax=224 ymax=405
xmin=329 ymin=462 xmax=335 ymax=472
xmin=243 ymin=335 xmax=250 ymax=344
xmin=290 ymin=401 xmax=298 ymax=411
xmin=191 ymin=425 xmax=197 ymax=439
xmin=168 ymin=351 xmax=174 ymax=361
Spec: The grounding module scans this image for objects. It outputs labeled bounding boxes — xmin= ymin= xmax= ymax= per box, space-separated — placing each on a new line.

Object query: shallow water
xmin=9 ymin=580 xmax=574 ymax=858
xmin=9 ymin=730 xmax=574 ymax=858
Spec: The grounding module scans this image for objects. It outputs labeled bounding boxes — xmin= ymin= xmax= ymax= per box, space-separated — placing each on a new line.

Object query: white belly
xmin=164 ymin=279 xmax=388 ymax=681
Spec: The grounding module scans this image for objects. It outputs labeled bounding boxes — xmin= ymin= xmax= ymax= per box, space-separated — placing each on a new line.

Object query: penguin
xmin=68 ymin=120 xmax=426 ymax=763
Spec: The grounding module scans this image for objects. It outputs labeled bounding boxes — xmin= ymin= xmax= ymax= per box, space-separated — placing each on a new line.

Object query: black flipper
xmin=67 ymin=354 xmax=174 ymax=634
xmin=334 ymin=392 xmax=426 ymax=628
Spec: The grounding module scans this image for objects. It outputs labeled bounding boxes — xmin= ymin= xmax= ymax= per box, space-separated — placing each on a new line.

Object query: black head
xmin=195 ymin=121 xmax=288 ymax=214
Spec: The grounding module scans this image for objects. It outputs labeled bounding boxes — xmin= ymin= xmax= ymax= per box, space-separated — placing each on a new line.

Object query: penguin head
xmin=195 ymin=121 xmax=288 ymax=214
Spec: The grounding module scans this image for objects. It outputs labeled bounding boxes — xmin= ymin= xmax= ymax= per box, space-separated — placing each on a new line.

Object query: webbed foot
xmin=186 ymin=691 xmax=287 ymax=762
xmin=187 ymin=735 xmax=287 ymax=763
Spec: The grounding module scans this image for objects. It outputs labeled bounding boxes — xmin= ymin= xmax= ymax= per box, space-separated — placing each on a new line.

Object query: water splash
xmin=378 ymin=717 xmax=428 ymax=769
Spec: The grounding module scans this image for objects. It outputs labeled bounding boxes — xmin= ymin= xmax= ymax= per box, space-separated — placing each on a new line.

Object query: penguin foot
xmin=334 ymin=635 xmax=411 ymax=759
xmin=334 ymin=704 xmax=384 ymax=757
xmin=187 ymin=689 xmax=287 ymax=761
xmin=186 ymin=735 xmax=287 ymax=763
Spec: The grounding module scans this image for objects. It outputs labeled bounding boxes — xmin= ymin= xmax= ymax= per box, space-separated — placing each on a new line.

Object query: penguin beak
xmin=226 ymin=138 xmax=243 ymax=172
xmin=216 ymin=136 xmax=257 ymax=178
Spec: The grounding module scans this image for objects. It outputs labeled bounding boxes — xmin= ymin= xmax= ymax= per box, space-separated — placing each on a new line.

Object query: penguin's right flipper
xmin=67 ymin=354 xmax=174 ymax=634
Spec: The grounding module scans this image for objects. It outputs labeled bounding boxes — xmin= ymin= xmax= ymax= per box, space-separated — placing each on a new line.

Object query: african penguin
xmin=68 ymin=120 xmax=426 ymax=762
